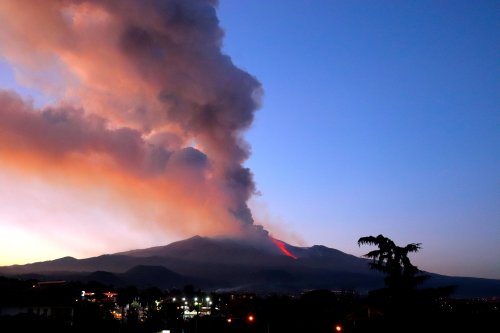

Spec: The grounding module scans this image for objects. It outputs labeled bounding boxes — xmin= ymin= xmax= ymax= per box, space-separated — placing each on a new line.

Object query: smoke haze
xmin=0 ymin=0 xmax=268 ymax=256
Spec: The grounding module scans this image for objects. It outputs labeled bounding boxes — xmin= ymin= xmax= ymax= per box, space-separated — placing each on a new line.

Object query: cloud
xmin=0 ymin=0 xmax=266 ymax=247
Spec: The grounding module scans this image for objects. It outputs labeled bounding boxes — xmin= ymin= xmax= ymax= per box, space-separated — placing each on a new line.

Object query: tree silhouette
xmin=358 ymin=234 xmax=426 ymax=292
xmin=358 ymin=235 xmax=456 ymax=332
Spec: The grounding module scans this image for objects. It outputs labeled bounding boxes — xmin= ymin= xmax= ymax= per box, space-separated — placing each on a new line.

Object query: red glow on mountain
xmin=271 ymin=237 xmax=298 ymax=260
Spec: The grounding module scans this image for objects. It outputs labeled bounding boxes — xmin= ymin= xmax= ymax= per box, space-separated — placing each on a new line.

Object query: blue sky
xmin=217 ymin=0 xmax=499 ymax=279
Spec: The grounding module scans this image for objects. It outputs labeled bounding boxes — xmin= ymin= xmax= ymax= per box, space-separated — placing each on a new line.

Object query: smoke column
xmin=0 ymin=0 xmax=268 ymax=253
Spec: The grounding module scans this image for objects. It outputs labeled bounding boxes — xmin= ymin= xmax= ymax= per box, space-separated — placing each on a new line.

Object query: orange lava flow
xmin=271 ymin=237 xmax=298 ymax=260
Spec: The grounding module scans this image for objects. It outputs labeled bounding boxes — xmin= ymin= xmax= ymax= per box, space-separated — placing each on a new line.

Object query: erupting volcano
xmin=0 ymin=0 xmax=275 ymax=256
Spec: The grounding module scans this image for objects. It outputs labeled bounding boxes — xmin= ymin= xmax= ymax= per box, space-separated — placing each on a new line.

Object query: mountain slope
xmin=1 ymin=235 xmax=499 ymax=297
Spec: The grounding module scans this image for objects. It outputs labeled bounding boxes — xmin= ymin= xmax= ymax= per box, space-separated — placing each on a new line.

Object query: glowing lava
xmin=271 ymin=237 xmax=298 ymax=260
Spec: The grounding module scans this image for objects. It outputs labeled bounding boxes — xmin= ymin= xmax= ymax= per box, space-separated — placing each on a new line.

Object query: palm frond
xmin=358 ymin=234 xmax=388 ymax=247
xmin=357 ymin=235 xmax=378 ymax=247
xmin=404 ymin=243 xmax=421 ymax=253
xmin=363 ymin=249 xmax=381 ymax=259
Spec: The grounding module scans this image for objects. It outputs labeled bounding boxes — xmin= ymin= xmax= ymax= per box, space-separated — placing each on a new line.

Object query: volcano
xmin=1 ymin=236 xmax=499 ymax=297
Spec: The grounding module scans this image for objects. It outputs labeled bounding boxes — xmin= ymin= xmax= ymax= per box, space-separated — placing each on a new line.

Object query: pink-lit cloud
xmin=0 ymin=0 xmax=268 ymax=259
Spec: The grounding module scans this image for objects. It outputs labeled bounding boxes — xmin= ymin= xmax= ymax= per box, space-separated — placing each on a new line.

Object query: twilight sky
xmin=0 ymin=0 xmax=499 ymax=279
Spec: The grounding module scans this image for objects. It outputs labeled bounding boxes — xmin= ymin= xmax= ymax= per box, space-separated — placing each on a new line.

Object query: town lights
xmin=226 ymin=315 xmax=254 ymax=324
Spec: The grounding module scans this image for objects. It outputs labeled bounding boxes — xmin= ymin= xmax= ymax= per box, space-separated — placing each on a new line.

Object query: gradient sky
xmin=217 ymin=0 xmax=500 ymax=279
xmin=0 ymin=0 xmax=499 ymax=280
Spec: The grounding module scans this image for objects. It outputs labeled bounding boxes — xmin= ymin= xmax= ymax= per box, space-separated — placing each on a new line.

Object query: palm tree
xmin=358 ymin=234 xmax=425 ymax=291
xmin=358 ymin=234 xmax=456 ymax=328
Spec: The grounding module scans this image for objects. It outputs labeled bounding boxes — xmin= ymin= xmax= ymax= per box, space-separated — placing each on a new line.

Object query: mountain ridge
xmin=1 ymin=235 xmax=499 ymax=297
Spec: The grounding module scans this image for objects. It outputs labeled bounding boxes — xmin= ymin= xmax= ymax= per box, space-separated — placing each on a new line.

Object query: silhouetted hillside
xmin=1 ymin=235 xmax=499 ymax=297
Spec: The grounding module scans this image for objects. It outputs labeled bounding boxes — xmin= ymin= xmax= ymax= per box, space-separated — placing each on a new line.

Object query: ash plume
xmin=0 ymin=0 xmax=267 ymax=244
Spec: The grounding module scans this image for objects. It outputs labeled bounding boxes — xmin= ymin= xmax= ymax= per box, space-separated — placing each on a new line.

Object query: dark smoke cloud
xmin=0 ymin=0 xmax=267 ymax=240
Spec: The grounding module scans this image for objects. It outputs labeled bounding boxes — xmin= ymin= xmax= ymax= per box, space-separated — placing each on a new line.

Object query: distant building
xmin=0 ymin=280 xmax=74 ymax=325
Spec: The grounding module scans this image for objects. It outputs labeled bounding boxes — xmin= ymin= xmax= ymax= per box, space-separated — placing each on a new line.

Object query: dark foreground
xmin=0 ymin=277 xmax=498 ymax=333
